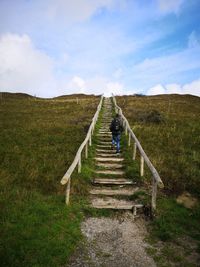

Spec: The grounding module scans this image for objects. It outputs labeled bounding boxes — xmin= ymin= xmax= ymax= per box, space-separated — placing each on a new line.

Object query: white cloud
xmin=68 ymin=76 xmax=86 ymax=94
xmin=0 ymin=33 xmax=56 ymax=97
xmin=165 ymin=83 xmax=182 ymax=94
xmin=157 ymin=0 xmax=184 ymax=14
xmin=182 ymin=79 xmax=200 ymax=96
xmin=146 ymin=79 xmax=200 ymax=96
xmin=188 ymin=31 xmax=200 ymax=49
xmin=147 ymin=84 xmax=166 ymax=95
xmin=0 ymin=33 xmax=127 ymax=97
xmin=46 ymin=0 xmax=115 ymax=24
xmin=129 ymin=42 xmax=200 ymax=90
xmin=105 ymin=82 xmax=124 ymax=96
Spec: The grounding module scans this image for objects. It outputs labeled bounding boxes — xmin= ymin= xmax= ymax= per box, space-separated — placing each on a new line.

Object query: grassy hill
xmin=117 ymin=94 xmax=200 ymax=196
xmin=117 ymin=94 xmax=200 ymax=265
xmin=0 ymin=93 xmax=100 ymax=267
xmin=1 ymin=93 xmax=199 ymax=266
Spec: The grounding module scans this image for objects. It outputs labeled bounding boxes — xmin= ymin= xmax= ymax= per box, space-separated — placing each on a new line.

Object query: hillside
xmin=116 ymin=94 xmax=200 ymax=265
xmin=1 ymin=93 xmax=199 ymax=267
xmin=0 ymin=93 xmax=100 ymax=267
xmin=0 ymin=92 xmax=34 ymax=99
xmin=117 ymin=94 xmax=200 ymax=196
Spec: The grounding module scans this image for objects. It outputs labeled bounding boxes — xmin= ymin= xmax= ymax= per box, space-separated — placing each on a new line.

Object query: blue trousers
xmin=112 ymin=134 xmax=120 ymax=152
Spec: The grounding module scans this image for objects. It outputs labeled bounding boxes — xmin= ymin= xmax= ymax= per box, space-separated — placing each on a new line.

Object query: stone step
xmin=96 ymin=162 xmax=123 ymax=169
xmin=90 ymin=187 xmax=139 ymax=196
xmin=95 ymin=157 xmax=124 ymax=162
xmin=95 ymin=170 xmax=125 ymax=175
xmin=90 ymin=197 xmax=143 ymax=210
xmin=93 ymin=178 xmax=133 ymax=185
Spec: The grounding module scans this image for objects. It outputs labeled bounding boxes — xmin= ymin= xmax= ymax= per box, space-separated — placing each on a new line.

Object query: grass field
xmin=116 ymin=94 xmax=200 ymax=266
xmin=0 ymin=93 xmax=100 ymax=267
xmin=117 ymin=94 xmax=200 ymax=196
xmin=1 ymin=93 xmax=200 ymax=266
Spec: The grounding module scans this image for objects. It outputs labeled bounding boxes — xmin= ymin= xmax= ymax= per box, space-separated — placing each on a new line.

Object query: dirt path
xmin=67 ymin=212 xmax=156 ymax=267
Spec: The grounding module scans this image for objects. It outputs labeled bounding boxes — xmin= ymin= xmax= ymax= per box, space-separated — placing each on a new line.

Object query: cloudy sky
xmin=0 ymin=0 xmax=200 ymax=97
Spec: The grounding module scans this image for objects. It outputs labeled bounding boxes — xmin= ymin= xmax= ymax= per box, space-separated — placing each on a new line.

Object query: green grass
xmin=151 ymin=198 xmax=200 ymax=242
xmin=0 ymin=93 xmax=100 ymax=266
xmin=117 ymin=94 xmax=200 ymax=196
xmin=116 ymin=94 xmax=200 ymax=265
xmin=121 ymin=133 xmax=141 ymax=183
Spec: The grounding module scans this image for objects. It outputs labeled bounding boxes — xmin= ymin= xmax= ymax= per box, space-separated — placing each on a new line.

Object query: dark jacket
xmin=110 ymin=117 xmax=123 ymax=135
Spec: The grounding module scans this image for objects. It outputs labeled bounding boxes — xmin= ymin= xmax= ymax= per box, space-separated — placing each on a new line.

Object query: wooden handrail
xmin=60 ymin=95 xmax=104 ymax=204
xmin=112 ymin=94 xmax=164 ymax=210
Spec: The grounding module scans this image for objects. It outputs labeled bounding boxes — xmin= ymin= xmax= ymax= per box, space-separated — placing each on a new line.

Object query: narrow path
xmin=67 ymin=97 xmax=156 ymax=267
xmin=90 ymin=97 xmax=142 ymax=212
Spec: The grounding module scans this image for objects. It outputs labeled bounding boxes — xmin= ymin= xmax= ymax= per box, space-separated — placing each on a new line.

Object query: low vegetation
xmin=117 ymin=94 xmax=200 ymax=266
xmin=117 ymin=94 xmax=200 ymax=196
xmin=1 ymin=92 xmax=200 ymax=266
xmin=0 ymin=93 xmax=100 ymax=267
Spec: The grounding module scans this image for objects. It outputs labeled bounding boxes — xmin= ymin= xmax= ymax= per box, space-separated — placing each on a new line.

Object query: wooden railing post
xmin=85 ymin=142 xmax=88 ymax=159
xmin=125 ymin=124 xmax=128 ymax=136
xmin=66 ymin=178 xmax=71 ymax=205
xmin=152 ymin=178 xmax=158 ymax=210
xmin=78 ymin=155 xmax=81 ymax=173
xmin=140 ymin=155 xmax=144 ymax=176
xmin=92 ymin=125 xmax=94 ymax=135
xmin=89 ymin=134 xmax=92 ymax=146
xmin=128 ymin=132 xmax=131 ymax=146
xmin=133 ymin=142 xmax=137 ymax=160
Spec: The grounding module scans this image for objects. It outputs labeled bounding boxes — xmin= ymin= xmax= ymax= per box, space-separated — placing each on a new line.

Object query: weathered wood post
xmin=85 ymin=142 xmax=88 ymax=158
xmin=66 ymin=179 xmax=71 ymax=205
xmin=78 ymin=155 xmax=81 ymax=173
xmin=89 ymin=134 xmax=92 ymax=146
xmin=140 ymin=155 xmax=144 ymax=176
xmin=133 ymin=142 xmax=137 ymax=160
xmin=128 ymin=132 xmax=131 ymax=146
xmin=125 ymin=124 xmax=128 ymax=136
xmin=152 ymin=178 xmax=158 ymax=210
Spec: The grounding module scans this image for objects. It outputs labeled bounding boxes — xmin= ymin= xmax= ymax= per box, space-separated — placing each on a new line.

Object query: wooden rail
xmin=112 ymin=94 xmax=164 ymax=210
xmin=60 ymin=95 xmax=104 ymax=204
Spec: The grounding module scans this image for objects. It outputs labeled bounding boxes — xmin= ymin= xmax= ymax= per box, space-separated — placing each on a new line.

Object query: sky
xmin=0 ymin=0 xmax=200 ymax=97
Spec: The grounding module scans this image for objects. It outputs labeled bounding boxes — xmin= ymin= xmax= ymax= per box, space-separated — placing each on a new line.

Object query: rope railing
xmin=112 ymin=94 xmax=164 ymax=210
xmin=60 ymin=95 xmax=104 ymax=204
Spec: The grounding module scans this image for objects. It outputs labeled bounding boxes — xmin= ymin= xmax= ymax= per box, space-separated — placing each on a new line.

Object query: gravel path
xmin=67 ymin=213 xmax=156 ymax=267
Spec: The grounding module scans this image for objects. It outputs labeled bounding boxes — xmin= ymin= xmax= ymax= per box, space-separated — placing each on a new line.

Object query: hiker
xmin=110 ymin=114 xmax=123 ymax=154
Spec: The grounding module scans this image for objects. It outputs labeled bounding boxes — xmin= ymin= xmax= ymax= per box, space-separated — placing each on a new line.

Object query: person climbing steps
xmin=110 ymin=113 xmax=123 ymax=154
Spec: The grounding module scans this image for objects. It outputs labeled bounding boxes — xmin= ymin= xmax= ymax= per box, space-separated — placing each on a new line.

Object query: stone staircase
xmin=90 ymin=98 xmax=143 ymax=213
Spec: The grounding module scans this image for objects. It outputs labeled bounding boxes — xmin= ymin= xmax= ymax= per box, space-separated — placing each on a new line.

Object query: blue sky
xmin=0 ymin=0 xmax=200 ymax=97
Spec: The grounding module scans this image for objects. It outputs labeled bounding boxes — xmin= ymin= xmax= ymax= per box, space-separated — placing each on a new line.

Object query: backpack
xmin=112 ymin=118 xmax=120 ymax=132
